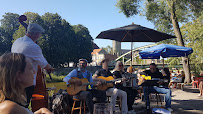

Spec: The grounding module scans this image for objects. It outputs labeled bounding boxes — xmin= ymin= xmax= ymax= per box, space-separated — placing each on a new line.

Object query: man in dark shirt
xmin=143 ymin=63 xmax=172 ymax=112
xmin=93 ymin=58 xmax=128 ymax=114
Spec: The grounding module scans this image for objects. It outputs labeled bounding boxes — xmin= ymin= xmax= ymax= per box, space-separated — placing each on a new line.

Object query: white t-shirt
xmin=11 ymin=35 xmax=48 ymax=85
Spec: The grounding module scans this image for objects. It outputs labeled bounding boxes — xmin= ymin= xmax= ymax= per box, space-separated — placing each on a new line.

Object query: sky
xmin=0 ymin=0 xmax=155 ymax=49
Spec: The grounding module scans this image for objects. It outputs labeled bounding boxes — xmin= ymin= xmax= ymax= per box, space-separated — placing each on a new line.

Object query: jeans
xmin=106 ymin=88 xmax=128 ymax=114
xmin=143 ymin=86 xmax=171 ymax=108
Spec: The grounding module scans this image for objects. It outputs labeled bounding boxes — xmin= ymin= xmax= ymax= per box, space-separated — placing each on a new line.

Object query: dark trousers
xmin=116 ymin=86 xmax=137 ymax=111
xmin=75 ymin=89 xmax=107 ymax=114
xmin=25 ymin=85 xmax=35 ymax=108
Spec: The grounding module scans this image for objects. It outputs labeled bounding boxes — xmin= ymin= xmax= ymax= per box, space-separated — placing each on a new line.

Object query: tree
xmin=72 ymin=24 xmax=93 ymax=62
xmin=116 ymin=0 xmax=203 ymax=83
xmin=0 ymin=13 xmax=19 ymax=53
xmin=102 ymin=45 xmax=113 ymax=54
xmin=40 ymin=12 xmax=77 ymax=67
xmin=181 ymin=14 xmax=203 ymax=74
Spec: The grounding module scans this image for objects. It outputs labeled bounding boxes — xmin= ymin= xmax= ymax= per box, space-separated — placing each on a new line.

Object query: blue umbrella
xmin=139 ymin=44 xmax=193 ymax=59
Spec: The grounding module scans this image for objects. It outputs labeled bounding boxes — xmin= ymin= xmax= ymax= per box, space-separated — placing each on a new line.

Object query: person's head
xmin=0 ymin=53 xmax=34 ymax=104
xmin=162 ymin=68 xmax=170 ymax=76
xmin=26 ymin=23 xmax=44 ymax=42
xmin=78 ymin=59 xmax=88 ymax=71
xmin=100 ymin=58 xmax=109 ymax=70
xmin=127 ymin=66 xmax=134 ymax=73
xmin=114 ymin=61 xmax=124 ymax=72
xmin=149 ymin=63 xmax=157 ymax=73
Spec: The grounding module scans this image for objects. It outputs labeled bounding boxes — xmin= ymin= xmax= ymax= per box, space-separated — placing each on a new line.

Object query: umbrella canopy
xmin=96 ymin=24 xmax=176 ymax=42
xmin=139 ymin=44 xmax=193 ymax=59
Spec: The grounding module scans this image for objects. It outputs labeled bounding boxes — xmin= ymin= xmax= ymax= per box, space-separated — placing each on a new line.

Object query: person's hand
xmin=157 ymin=80 xmax=164 ymax=85
xmin=34 ymin=108 xmax=53 ymax=114
xmin=45 ymin=64 xmax=54 ymax=74
xmin=122 ymin=77 xmax=127 ymax=82
xmin=96 ymin=81 xmax=102 ymax=86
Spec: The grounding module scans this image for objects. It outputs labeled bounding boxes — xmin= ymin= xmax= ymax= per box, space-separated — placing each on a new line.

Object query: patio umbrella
xmin=139 ymin=44 xmax=193 ymax=67
xmin=96 ymin=23 xmax=176 ymax=67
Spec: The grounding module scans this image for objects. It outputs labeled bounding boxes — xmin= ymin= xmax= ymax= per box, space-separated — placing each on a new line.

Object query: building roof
xmin=91 ymin=49 xmax=102 ymax=55
xmin=92 ymin=48 xmax=108 ymax=55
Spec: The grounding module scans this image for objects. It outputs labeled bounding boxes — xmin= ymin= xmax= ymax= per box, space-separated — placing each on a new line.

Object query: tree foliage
xmin=181 ymin=14 xmax=203 ymax=74
xmin=1 ymin=12 xmax=93 ymax=67
xmin=102 ymin=45 xmax=113 ymax=54
xmin=116 ymin=0 xmax=203 ymax=82
xmin=0 ymin=13 xmax=19 ymax=54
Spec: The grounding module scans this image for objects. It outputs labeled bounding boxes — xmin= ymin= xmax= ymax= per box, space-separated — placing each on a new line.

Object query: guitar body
xmin=31 ymin=66 xmax=48 ymax=112
xmin=66 ymin=77 xmax=89 ymax=95
xmin=96 ymin=76 xmax=114 ymax=91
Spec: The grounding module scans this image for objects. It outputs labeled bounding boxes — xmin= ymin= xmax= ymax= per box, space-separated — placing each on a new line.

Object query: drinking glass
xmin=93 ymin=103 xmax=113 ymax=114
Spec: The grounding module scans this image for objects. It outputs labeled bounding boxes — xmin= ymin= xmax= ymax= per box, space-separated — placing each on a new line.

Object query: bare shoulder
xmin=0 ymin=100 xmax=28 ymax=114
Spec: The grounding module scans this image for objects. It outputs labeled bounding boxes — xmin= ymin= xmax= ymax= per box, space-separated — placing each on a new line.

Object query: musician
xmin=93 ymin=58 xmax=128 ymax=114
xmin=143 ymin=63 xmax=173 ymax=112
xmin=113 ymin=61 xmax=137 ymax=114
xmin=11 ymin=23 xmax=54 ymax=107
xmin=0 ymin=53 xmax=52 ymax=114
xmin=63 ymin=59 xmax=106 ymax=114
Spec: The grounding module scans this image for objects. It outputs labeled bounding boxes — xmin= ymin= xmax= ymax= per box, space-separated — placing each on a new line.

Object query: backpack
xmin=51 ymin=89 xmax=73 ymax=114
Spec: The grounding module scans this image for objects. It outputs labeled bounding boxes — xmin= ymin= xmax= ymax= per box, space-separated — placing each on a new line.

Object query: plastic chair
xmin=192 ymin=81 xmax=199 ymax=88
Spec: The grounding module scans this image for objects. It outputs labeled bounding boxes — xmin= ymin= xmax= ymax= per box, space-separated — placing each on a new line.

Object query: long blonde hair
xmin=113 ymin=61 xmax=124 ymax=72
xmin=0 ymin=53 xmax=27 ymax=105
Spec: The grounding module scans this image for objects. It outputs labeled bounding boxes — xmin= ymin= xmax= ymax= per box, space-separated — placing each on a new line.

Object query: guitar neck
xmin=82 ymin=82 xmax=97 ymax=86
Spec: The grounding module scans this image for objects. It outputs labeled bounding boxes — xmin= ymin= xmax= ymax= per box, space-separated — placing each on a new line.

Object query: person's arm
xmin=92 ymin=70 xmax=106 ymax=82
xmin=34 ymin=107 xmax=53 ymax=114
xmin=63 ymin=69 xmax=82 ymax=86
xmin=0 ymin=101 xmax=28 ymax=114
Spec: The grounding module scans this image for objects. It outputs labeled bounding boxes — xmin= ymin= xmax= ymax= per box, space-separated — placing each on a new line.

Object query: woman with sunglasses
xmin=113 ymin=61 xmax=137 ymax=114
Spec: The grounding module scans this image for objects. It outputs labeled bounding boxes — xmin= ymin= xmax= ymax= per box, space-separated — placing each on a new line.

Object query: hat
xmin=79 ymin=59 xmax=88 ymax=63
xmin=27 ymin=23 xmax=45 ymax=33
xmin=99 ymin=58 xmax=109 ymax=65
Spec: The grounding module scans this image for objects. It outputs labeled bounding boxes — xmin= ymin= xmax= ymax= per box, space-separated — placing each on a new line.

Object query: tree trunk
xmin=167 ymin=0 xmax=191 ymax=83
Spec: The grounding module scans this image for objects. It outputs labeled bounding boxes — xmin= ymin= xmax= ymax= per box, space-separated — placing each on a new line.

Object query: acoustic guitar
xmin=96 ymin=76 xmax=135 ymax=90
xmin=66 ymin=77 xmax=98 ymax=95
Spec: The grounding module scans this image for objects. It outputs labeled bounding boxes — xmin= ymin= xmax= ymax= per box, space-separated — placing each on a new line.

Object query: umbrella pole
xmin=162 ymin=59 xmax=164 ymax=68
xmin=131 ymin=41 xmax=133 ymax=66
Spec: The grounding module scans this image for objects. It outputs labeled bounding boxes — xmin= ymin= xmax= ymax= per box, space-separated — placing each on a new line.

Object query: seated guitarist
xmin=93 ymin=58 xmax=128 ymax=114
xmin=113 ymin=61 xmax=137 ymax=114
xmin=143 ymin=63 xmax=173 ymax=112
xmin=63 ymin=59 xmax=106 ymax=114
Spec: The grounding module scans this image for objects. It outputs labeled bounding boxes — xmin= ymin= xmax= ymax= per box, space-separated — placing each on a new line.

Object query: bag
xmin=51 ymin=89 xmax=73 ymax=114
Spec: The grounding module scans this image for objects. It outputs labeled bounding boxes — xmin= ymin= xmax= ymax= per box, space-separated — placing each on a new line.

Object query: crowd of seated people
xmin=0 ymin=53 xmax=183 ymax=113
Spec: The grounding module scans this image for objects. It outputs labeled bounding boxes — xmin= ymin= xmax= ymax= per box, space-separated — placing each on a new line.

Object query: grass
xmin=45 ymin=73 xmax=66 ymax=83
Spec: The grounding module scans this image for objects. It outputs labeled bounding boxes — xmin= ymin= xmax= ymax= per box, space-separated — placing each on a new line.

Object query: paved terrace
xmin=113 ymin=85 xmax=203 ymax=114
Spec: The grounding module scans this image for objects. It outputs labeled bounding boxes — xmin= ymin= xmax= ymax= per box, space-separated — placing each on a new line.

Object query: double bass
xmin=19 ymin=15 xmax=51 ymax=112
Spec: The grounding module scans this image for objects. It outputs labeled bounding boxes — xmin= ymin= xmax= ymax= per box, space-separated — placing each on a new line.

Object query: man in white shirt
xmin=11 ymin=23 xmax=53 ymax=107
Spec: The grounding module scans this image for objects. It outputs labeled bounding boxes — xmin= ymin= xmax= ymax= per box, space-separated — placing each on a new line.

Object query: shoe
xmin=167 ymin=108 xmax=173 ymax=112
xmin=198 ymin=94 xmax=202 ymax=97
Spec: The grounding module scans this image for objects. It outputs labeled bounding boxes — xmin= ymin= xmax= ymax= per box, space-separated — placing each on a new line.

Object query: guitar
xmin=66 ymin=77 xmax=98 ymax=95
xmin=96 ymin=76 xmax=136 ymax=90
xmin=138 ymin=75 xmax=168 ymax=86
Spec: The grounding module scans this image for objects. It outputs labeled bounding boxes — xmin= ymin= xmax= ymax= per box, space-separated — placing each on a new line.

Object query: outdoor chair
xmin=71 ymin=97 xmax=86 ymax=114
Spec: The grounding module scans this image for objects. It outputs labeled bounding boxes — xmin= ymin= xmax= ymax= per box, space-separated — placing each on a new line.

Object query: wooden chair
xmin=150 ymin=92 xmax=163 ymax=106
xmin=71 ymin=98 xmax=85 ymax=114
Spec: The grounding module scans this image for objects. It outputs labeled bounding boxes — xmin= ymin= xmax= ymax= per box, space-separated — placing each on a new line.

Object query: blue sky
xmin=0 ymin=0 xmax=155 ymax=49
